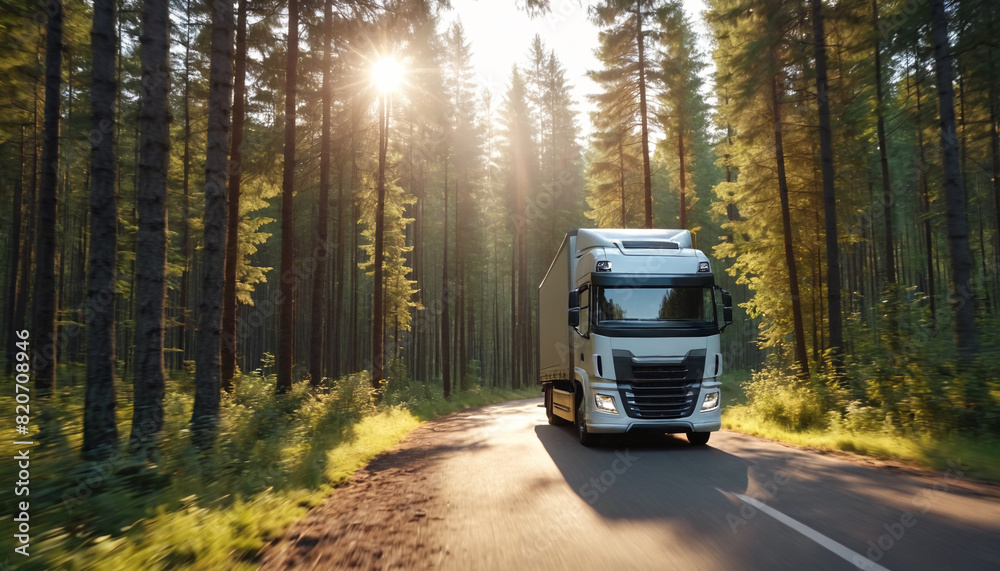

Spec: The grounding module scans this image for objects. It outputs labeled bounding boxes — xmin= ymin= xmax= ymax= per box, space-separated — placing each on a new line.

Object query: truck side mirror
xmin=721 ymin=288 xmax=733 ymax=331
xmin=568 ymin=307 xmax=580 ymax=327
xmin=568 ymin=289 xmax=579 ymax=310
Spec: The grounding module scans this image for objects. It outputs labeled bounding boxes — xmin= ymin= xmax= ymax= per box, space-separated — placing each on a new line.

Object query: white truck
xmin=538 ymin=228 xmax=733 ymax=446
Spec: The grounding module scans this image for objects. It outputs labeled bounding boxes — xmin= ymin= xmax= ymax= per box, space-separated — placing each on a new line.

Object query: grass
xmin=720 ymin=370 xmax=1000 ymax=482
xmin=0 ymin=366 xmax=539 ymax=570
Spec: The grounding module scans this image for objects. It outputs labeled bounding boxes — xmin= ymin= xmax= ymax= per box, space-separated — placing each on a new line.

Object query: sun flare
xmin=372 ymin=57 xmax=403 ymax=92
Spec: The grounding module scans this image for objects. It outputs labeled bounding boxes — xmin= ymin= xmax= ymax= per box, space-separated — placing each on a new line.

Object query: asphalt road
xmin=261 ymin=398 xmax=1000 ymax=570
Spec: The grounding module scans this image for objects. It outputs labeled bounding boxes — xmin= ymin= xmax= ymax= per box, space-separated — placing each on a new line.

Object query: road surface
xmin=260 ymin=398 xmax=1000 ymax=570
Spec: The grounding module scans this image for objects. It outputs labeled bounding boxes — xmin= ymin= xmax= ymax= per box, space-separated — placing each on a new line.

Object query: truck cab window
xmin=597 ymin=286 xmax=714 ymax=327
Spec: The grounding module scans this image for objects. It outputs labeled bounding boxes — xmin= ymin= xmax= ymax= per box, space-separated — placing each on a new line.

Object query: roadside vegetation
xmin=720 ymin=318 xmax=1000 ymax=482
xmin=0 ymin=362 xmax=537 ymax=570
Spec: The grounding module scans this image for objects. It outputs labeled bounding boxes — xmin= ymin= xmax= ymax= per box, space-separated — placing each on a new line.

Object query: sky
xmin=441 ymin=0 xmax=713 ymax=141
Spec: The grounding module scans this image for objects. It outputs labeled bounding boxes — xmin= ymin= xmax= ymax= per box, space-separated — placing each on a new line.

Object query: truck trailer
xmin=538 ymin=228 xmax=733 ymax=446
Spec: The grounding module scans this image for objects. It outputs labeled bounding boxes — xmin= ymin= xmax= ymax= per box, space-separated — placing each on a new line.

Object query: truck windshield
xmin=596 ymin=286 xmax=714 ymax=326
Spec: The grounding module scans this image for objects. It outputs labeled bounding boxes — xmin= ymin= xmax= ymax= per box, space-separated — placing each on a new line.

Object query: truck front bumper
xmin=584 ymin=379 xmax=722 ymax=434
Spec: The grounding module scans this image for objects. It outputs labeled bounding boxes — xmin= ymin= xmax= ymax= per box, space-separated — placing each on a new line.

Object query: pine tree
xmin=310 ymin=0 xmax=334 ymax=387
xmin=590 ymin=0 xmax=659 ymax=227
xmin=277 ymin=0 xmax=298 ymax=393
xmin=502 ymin=67 xmax=535 ymax=389
xmin=83 ymin=0 xmax=119 ymax=461
xmin=930 ymin=0 xmax=979 ymax=362
xmin=809 ymin=0 xmax=843 ymax=370
xmin=33 ymin=0 xmax=62 ymax=397
xmin=655 ymin=0 xmax=705 ymax=230
xmin=130 ymin=0 xmax=171 ymax=458
xmin=707 ymin=0 xmax=812 ymax=377
xmin=221 ymin=0 xmax=248 ymax=393
xmin=191 ymin=0 xmax=234 ymax=447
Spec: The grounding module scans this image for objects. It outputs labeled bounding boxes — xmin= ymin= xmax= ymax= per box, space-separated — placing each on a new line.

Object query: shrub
xmin=742 ymin=367 xmax=826 ymax=431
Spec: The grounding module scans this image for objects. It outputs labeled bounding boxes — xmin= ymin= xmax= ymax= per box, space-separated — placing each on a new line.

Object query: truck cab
xmin=539 ymin=229 xmax=733 ymax=446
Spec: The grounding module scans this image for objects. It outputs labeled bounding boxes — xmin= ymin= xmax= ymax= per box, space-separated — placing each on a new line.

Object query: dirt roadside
xmin=257 ymin=399 xmax=1000 ymax=570
xmin=257 ymin=404 xmax=496 ymax=569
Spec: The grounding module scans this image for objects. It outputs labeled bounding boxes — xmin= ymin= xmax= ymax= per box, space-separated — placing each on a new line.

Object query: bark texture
xmin=33 ymin=0 xmax=63 ymax=396
xmin=811 ymin=0 xmax=843 ymax=366
xmin=771 ymin=74 xmax=810 ymax=379
xmin=931 ymin=0 xmax=979 ymax=361
xmin=221 ymin=0 xmax=248 ymax=392
xmin=278 ymin=0 xmax=298 ymax=393
xmin=83 ymin=0 xmax=118 ymax=461
xmin=129 ymin=0 xmax=171 ymax=458
xmin=192 ymin=0 xmax=235 ymax=446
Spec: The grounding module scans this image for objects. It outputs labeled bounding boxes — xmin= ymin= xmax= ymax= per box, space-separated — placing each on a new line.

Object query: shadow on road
xmin=535 ymin=423 xmax=752 ymax=525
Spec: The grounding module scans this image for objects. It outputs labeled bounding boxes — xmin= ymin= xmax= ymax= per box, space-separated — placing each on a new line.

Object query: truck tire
xmin=545 ymin=385 xmax=568 ymax=426
xmin=576 ymin=387 xmax=598 ymax=447
xmin=686 ymin=431 xmax=710 ymax=446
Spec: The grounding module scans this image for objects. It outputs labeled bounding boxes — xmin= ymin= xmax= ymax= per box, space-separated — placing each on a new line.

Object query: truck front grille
xmin=631 ymin=362 xmax=688 ymax=382
xmin=613 ymin=349 xmax=706 ymax=419
xmin=620 ymin=382 xmax=699 ymax=419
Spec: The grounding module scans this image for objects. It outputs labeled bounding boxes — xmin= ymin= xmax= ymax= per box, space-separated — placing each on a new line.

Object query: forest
xmin=1 ymin=0 xmax=999 ymax=565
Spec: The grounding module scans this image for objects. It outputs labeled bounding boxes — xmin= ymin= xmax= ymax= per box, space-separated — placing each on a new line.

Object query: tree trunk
xmin=350 ymin=195 xmax=359 ymax=372
xmin=4 ymin=128 xmax=24 ymax=376
xmin=618 ymin=136 xmax=626 ymax=227
xmin=441 ymin=158 xmax=451 ymax=398
xmin=192 ymin=0 xmax=234 ymax=447
xmin=83 ymin=0 xmax=119 ymax=461
xmin=16 ymin=93 xmax=39 ymax=382
xmin=723 ymin=94 xmax=741 ymax=239
xmin=678 ymin=134 xmax=687 ymax=229
xmin=221 ymin=0 xmax=247 ymax=393
xmin=510 ymin=239 xmax=518 ymax=389
xmin=129 ymin=0 xmax=170 ymax=459
xmin=311 ymin=0 xmax=332 ymax=388
xmin=516 ymin=185 xmax=530 ymax=389
xmin=278 ymin=0 xmax=298 ymax=393
xmin=636 ymin=0 xmax=653 ymax=228
xmin=989 ymin=48 xmax=999 ymax=298
xmin=931 ymin=0 xmax=979 ymax=361
xmin=410 ymin=156 xmax=421 ymax=382
xmin=457 ymin=180 xmax=466 ymax=390
xmin=371 ymin=92 xmax=388 ymax=392
xmin=811 ymin=0 xmax=843 ymax=369
xmin=178 ymin=0 xmax=192 ymax=371
xmin=33 ymin=0 xmax=63 ymax=397
xmin=333 ymin=152 xmax=347 ymax=379
xmin=872 ymin=0 xmax=895 ymax=287
xmin=771 ymin=74 xmax=810 ymax=379
xmin=913 ymin=47 xmax=936 ymax=328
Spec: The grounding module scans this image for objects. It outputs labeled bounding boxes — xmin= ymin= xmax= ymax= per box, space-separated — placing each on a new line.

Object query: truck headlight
xmin=594 ymin=393 xmax=619 ymax=414
xmin=700 ymin=391 xmax=720 ymax=412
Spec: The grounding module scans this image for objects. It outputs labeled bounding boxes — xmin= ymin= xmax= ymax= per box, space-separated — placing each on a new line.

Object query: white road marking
xmin=720 ymin=489 xmax=892 ymax=571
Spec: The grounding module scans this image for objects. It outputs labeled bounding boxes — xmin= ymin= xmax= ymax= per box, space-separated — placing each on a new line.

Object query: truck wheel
xmin=576 ymin=389 xmax=598 ymax=447
xmin=686 ymin=431 xmax=710 ymax=446
xmin=545 ymin=385 xmax=568 ymax=426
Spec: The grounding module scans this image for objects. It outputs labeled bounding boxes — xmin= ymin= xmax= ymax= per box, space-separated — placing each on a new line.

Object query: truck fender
xmin=573 ymin=367 xmax=589 ymax=390
xmin=573 ymin=367 xmax=590 ymax=406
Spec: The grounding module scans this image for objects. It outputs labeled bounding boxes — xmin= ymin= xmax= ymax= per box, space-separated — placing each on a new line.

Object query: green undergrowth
xmin=721 ymin=367 xmax=1000 ymax=482
xmin=0 ymin=365 xmax=538 ymax=570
